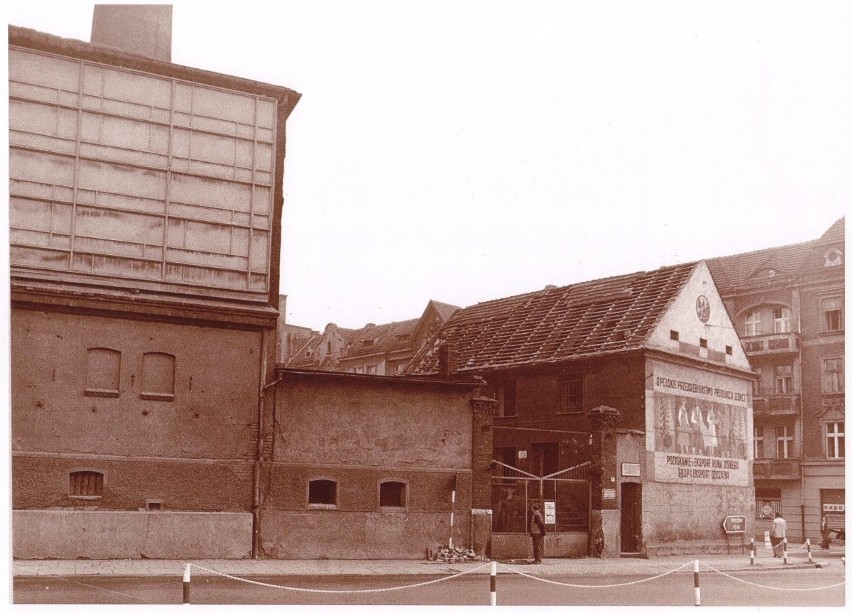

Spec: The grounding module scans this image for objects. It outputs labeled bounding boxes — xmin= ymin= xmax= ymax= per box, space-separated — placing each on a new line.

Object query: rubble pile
xmin=427 ymin=545 xmax=485 ymax=563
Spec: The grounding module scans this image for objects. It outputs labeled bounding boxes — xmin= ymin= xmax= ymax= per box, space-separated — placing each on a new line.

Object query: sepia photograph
xmin=3 ymin=0 xmax=847 ymax=609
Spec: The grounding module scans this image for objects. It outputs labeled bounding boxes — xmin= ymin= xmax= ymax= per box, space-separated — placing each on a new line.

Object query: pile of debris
xmin=427 ymin=545 xmax=485 ymax=563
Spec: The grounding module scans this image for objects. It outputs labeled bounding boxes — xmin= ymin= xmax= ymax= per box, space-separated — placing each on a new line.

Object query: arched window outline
xmin=85 ymin=348 xmax=121 ymax=397
xmin=141 ymin=352 xmax=175 ymax=401
xmin=307 ymin=478 xmax=338 ymax=508
xmin=378 ymin=479 xmax=408 ymax=510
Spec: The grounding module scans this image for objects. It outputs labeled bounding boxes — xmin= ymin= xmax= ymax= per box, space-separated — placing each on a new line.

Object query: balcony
xmin=741 ymin=332 xmax=799 ymax=357
xmin=752 ymin=394 xmax=801 ymax=417
xmin=753 ymin=458 xmax=801 ymax=480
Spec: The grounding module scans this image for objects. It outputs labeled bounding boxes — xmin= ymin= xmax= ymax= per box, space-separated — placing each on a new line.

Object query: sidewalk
xmin=12 ymin=542 xmax=844 ymax=579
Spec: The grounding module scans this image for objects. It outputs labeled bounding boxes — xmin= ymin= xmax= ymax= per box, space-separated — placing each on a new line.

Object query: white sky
xmin=5 ymin=0 xmax=851 ymax=331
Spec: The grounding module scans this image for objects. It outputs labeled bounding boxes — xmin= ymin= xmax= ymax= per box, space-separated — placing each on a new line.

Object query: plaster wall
xmin=642 ymin=480 xmax=754 ymax=556
xmin=14 ymin=510 xmax=252 ymax=559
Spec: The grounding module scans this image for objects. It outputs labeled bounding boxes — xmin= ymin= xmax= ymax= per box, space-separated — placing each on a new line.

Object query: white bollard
xmin=783 ymin=538 xmax=788 ymax=565
xmin=750 ymin=538 xmax=755 ymax=566
xmin=807 ymin=538 xmax=812 ymax=563
xmin=490 ymin=560 xmax=497 ymax=606
xmin=183 ymin=563 xmax=191 ymax=605
xmin=693 ymin=559 xmax=700 ymax=606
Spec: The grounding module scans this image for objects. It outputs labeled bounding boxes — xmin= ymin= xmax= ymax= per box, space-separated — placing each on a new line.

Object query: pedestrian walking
xmin=529 ymin=503 xmax=546 ymax=563
xmin=770 ymin=513 xmax=787 ymax=557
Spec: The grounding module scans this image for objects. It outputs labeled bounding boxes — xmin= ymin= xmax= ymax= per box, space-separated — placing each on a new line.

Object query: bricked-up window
xmin=379 ymin=481 xmax=406 ymax=508
xmin=85 ymin=348 xmax=121 ymax=397
xmin=141 ymin=352 xmax=175 ymax=400
xmin=559 ymin=374 xmax=583 ymax=413
xmin=823 ymin=358 xmax=844 ymax=394
xmin=744 ymin=310 xmax=761 ymax=337
xmin=826 ymin=422 xmax=845 ymax=458
xmin=822 ymin=297 xmax=843 ymax=331
xmin=308 ymin=479 xmax=337 ymax=506
xmin=70 ymin=470 xmax=103 ymax=498
xmin=501 ymin=380 xmax=517 ymax=417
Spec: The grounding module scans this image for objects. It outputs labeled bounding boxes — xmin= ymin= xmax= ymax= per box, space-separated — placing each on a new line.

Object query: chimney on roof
xmin=91 ymin=4 xmax=173 ymax=62
xmin=438 ymin=343 xmax=458 ymax=378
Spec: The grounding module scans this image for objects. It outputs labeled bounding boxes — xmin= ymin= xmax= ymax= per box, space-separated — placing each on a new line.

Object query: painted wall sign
xmin=621 ymin=463 xmax=641 ymax=477
xmin=647 ymin=361 xmax=751 ymax=487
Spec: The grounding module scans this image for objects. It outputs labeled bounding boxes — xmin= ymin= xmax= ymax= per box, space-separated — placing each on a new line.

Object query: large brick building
xmin=408 ymin=261 xmax=756 ymax=557
xmin=8 ymin=7 xmax=301 ymax=558
xmin=707 ymin=217 xmax=845 ymax=544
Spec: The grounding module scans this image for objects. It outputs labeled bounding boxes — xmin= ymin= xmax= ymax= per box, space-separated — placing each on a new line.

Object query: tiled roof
xmin=430 ymin=300 xmax=461 ymax=322
xmin=821 ymin=216 xmax=845 ymax=241
xmin=342 ymin=318 xmax=420 ymax=359
xmin=706 ymin=216 xmax=844 ymax=291
xmin=407 ymin=262 xmax=698 ymax=374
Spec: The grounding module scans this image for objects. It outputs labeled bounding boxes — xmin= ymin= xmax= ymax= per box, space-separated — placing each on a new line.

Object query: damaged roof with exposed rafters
xmin=407 ymin=262 xmax=699 ymax=374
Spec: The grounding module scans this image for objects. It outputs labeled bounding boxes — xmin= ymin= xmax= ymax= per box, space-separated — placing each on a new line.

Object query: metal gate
xmin=491 ymin=461 xmax=591 ymax=534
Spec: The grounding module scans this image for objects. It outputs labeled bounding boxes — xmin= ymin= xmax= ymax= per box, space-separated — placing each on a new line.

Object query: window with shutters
xmin=69 ymin=470 xmax=104 ymax=499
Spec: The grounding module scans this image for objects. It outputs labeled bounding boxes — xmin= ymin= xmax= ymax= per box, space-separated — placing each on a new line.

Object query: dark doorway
xmin=620 ymin=482 xmax=642 ymax=554
xmin=532 ymin=442 xmax=559 ymax=498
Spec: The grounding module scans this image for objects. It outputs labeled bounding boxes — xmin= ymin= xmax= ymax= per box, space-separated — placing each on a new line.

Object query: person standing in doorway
xmin=529 ymin=503 xmax=546 ymax=563
xmin=770 ymin=513 xmax=788 ymax=557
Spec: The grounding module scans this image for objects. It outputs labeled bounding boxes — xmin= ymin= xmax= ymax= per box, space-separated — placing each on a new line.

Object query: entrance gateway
xmin=490 ymin=461 xmax=591 ymax=559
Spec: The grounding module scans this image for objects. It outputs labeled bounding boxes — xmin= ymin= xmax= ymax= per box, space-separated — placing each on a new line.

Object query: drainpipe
xmin=251 ymin=332 xmax=267 ymax=558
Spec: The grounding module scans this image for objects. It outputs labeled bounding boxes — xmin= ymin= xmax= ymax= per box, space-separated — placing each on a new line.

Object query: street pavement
xmin=12 ymin=541 xmax=844 ymax=579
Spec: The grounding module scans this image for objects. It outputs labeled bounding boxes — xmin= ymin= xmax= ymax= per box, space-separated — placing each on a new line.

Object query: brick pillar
xmin=470 ymin=396 xmax=497 ymax=557
xmin=588 ymin=405 xmax=620 ymax=557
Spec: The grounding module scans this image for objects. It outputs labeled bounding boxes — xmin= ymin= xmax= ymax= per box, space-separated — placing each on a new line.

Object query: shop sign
xmin=602 ymin=488 xmax=616 ymax=500
xmin=621 ymin=462 xmax=641 ymax=477
xmin=823 ymin=503 xmax=845 ymax=513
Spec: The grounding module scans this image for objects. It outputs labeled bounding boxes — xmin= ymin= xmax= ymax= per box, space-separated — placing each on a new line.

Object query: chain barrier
xmin=187 ymin=561 xmax=490 ymax=595
xmin=177 ymin=553 xmax=844 ymax=605
xmin=495 ymin=560 xmax=694 ymax=588
xmin=699 ymin=561 xmax=845 ymax=592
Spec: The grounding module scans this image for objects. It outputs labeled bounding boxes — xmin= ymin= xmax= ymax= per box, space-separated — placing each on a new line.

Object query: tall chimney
xmin=91 ymin=4 xmax=173 ymax=62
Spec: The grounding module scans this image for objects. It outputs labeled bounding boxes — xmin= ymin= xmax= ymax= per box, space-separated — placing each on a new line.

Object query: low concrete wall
xmin=14 ymin=510 xmax=252 ymax=560
xmin=490 ymin=532 xmax=588 ymax=559
xmin=259 ymin=510 xmax=467 ymax=559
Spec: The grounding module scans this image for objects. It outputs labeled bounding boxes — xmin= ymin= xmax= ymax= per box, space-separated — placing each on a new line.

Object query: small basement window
xmin=308 ymin=479 xmax=337 ymax=507
xmin=70 ymin=470 xmax=104 ymax=499
xmin=670 ymin=330 xmax=679 ymax=341
xmin=380 ymin=481 xmax=407 ymax=509
xmin=699 ymin=338 xmax=708 ymax=349
xmin=725 ymin=345 xmax=733 ymax=355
